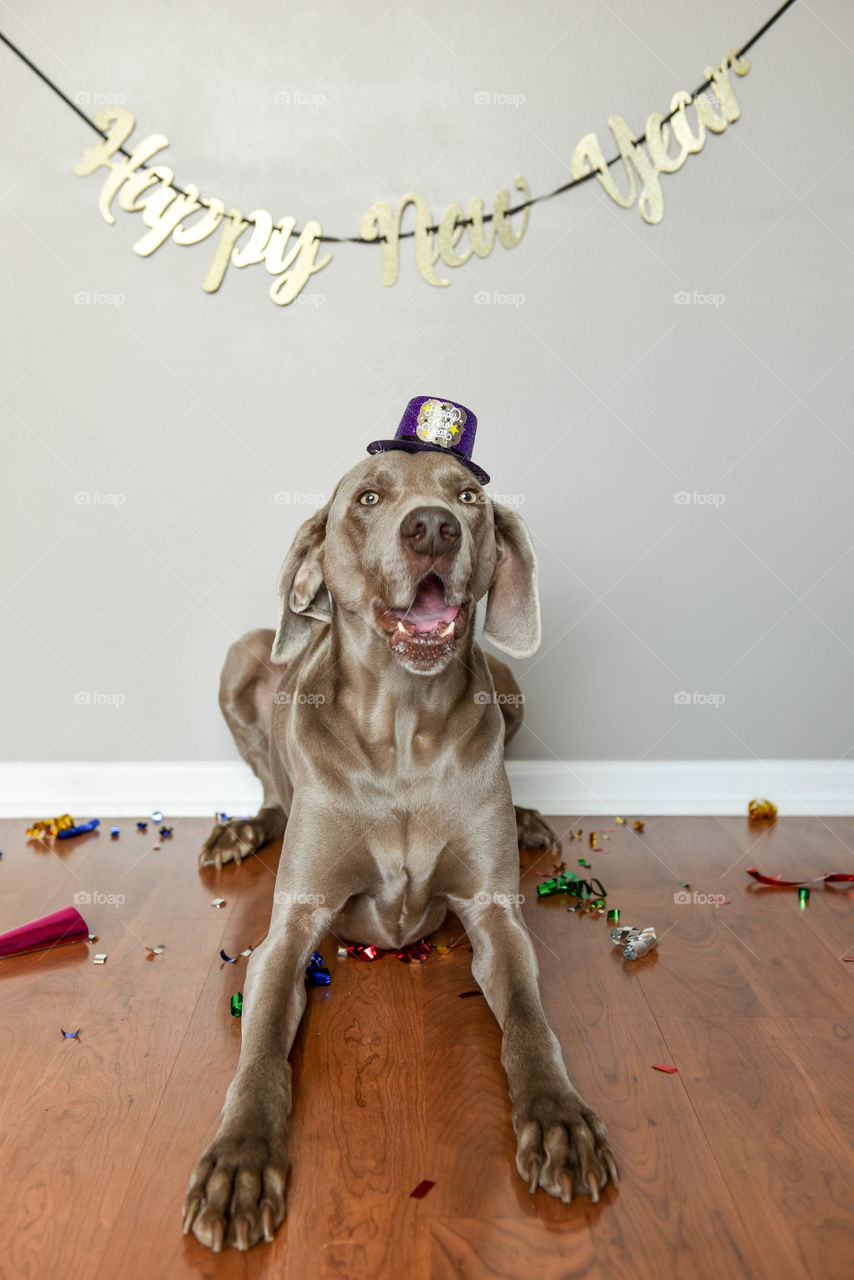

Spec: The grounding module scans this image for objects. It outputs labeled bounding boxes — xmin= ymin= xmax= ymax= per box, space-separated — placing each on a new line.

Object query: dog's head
xmin=272 ymin=451 xmax=540 ymax=675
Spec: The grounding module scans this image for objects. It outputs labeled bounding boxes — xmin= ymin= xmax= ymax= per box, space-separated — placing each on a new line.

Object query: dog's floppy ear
xmin=271 ymin=501 xmax=332 ymax=664
xmin=482 ymin=501 xmax=541 ymax=659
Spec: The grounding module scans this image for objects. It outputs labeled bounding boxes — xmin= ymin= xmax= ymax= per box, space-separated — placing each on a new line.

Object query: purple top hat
xmin=367 ymin=396 xmax=490 ymax=485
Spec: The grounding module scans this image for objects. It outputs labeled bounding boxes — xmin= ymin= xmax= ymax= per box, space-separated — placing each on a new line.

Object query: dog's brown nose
xmin=400 ymin=506 xmax=461 ymax=558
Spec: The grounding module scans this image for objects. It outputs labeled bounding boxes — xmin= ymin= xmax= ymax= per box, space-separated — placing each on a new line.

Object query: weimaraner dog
xmin=183 ymin=446 xmax=618 ymax=1251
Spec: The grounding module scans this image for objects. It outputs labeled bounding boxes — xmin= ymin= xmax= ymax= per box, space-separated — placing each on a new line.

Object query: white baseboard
xmin=0 ymin=759 xmax=851 ymax=818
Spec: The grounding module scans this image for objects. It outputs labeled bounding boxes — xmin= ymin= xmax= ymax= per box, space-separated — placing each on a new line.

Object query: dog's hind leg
xmin=485 ymin=652 xmax=560 ymax=855
xmin=199 ymin=629 xmax=287 ymax=870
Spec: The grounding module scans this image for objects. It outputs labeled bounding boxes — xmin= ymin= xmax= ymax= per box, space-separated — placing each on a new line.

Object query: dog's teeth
xmin=397 ymin=621 xmax=407 ymax=632
xmin=439 ymin=622 xmax=455 ymax=637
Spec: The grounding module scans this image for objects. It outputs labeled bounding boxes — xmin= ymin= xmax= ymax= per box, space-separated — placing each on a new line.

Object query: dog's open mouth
xmin=376 ymin=573 xmax=468 ymax=669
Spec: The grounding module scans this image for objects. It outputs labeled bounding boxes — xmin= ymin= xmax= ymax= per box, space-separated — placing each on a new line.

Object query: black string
xmin=0 ymin=0 xmax=798 ymax=247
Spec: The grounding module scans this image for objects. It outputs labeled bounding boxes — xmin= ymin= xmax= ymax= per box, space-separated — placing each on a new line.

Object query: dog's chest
xmin=339 ymin=841 xmax=449 ymax=949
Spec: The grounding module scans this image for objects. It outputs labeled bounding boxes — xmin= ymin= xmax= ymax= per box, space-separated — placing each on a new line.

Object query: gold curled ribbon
xmin=26 ymin=813 xmax=74 ymax=838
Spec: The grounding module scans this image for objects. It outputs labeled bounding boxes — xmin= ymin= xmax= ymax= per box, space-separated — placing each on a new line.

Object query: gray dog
xmin=183 ymin=440 xmax=618 ymax=1252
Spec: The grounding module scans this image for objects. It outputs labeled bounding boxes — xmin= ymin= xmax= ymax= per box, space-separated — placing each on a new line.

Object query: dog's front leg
xmin=183 ymin=820 xmax=344 ymax=1253
xmin=449 ymin=892 xmax=619 ymax=1203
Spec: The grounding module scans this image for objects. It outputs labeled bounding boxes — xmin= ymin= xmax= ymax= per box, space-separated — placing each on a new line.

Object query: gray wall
xmin=2 ymin=0 xmax=852 ymax=769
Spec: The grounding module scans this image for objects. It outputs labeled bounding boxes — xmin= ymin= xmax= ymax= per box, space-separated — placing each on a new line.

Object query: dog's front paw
xmin=182 ymin=1126 xmax=287 ymax=1251
xmin=513 ymin=1089 xmax=618 ymax=1204
xmin=515 ymin=806 xmax=560 ymax=853
xmin=198 ymin=819 xmax=266 ymax=870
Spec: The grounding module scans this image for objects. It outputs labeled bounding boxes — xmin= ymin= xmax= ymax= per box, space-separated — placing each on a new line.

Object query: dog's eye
xmin=459 ymin=490 xmax=477 ymax=504
xmin=359 ymin=491 xmax=380 ymax=506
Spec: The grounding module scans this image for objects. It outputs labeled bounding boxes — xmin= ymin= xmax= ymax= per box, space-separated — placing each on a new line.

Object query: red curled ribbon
xmin=746 ymin=867 xmax=854 ymax=887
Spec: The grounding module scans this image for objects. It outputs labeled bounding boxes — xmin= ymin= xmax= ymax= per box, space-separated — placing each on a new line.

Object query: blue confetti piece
xmin=60 ymin=1028 xmax=81 ymax=1039
xmin=111 ymin=826 xmax=120 ymax=837
xmin=159 ymin=826 xmax=173 ymax=838
xmin=136 ymin=821 xmax=147 ymax=832
xmin=151 ymin=810 xmax=163 ymax=823
xmin=305 ymin=951 xmax=331 ymax=987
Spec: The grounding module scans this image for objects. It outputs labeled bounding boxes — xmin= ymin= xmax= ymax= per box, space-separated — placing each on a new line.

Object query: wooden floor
xmin=1 ymin=813 xmax=852 ymax=1280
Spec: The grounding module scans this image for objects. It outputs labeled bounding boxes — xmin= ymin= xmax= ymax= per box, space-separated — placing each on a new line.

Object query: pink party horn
xmin=0 ymin=905 xmax=90 ymax=959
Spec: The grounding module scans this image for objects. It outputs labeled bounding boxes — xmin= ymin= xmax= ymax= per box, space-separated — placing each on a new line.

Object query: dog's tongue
xmin=396 ymin=574 xmax=460 ymax=635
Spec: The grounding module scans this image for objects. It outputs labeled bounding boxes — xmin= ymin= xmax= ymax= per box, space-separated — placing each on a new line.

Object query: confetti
xmin=220 ymin=946 xmax=254 ymax=963
xmin=151 ymin=810 xmax=164 ymax=823
xmin=110 ymin=826 xmax=120 ymax=838
xmin=336 ymin=945 xmax=348 ymax=959
xmin=458 ymin=990 xmax=482 ymax=998
xmin=145 ymin=944 xmax=166 ymax=958
xmin=348 ymin=943 xmax=380 ymax=961
xmin=211 ymin=898 xmax=227 ymax=909
xmin=60 ymin=1028 xmax=81 ymax=1039
xmin=799 ymin=887 xmax=810 ymax=909
xmin=748 ymin=798 xmax=777 ymax=821
xmin=409 ymin=1180 xmax=435 ymax=1199
xmin=652 ymin=1063 xmax=678 ymax=1074
xmin=93 ymin=954 xmax=108 ymax=964
xmin=632 ymin=820 xmax=645 ymax=833
xmin=159 ymin=826 xmax=173 ymax=838
xmin=230 ymin=992 xmax=243 ymax=1018
xmin=136 ymin=822 xmax=148 ymax=832
xmin=614 ymin=816 xmax=625 ymax=825
xmin=607 ymin=908 xmax=620 ymax=924
xmin=579 ymin=858 xmax=591 ymax=868
xmin=56 ymin=819 xmax=100 ymax=840
xmin=589 ymin=832 xmax=597 ymax=849
xmin=305 ymin=951 xmax=331 ymax=986
xmin=345 ymin=939 xmax=432 ymax=963
xmin=87 ymin=933 xmax=98 ymax=943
